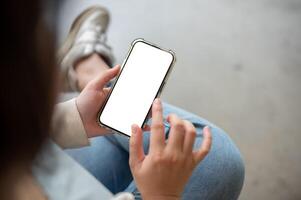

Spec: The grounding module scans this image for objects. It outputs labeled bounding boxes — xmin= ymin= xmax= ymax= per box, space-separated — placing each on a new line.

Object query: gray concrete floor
xmin=58 ymin=1 xmax=301 ymax=199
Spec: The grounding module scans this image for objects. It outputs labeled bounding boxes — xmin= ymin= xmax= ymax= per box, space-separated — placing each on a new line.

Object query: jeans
xmin=66 ymin=102 xmax=245 ymax=200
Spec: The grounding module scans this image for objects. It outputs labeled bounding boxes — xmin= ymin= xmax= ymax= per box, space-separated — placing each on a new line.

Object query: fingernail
xmin=204 ymin=126 xmax=211 ymax=131
xmin=154 ymin=98 xmax=161 ymax=105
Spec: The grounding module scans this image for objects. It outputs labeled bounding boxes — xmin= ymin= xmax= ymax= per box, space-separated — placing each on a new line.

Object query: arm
xmin=50 ymin=98 xmax=89 ymax=148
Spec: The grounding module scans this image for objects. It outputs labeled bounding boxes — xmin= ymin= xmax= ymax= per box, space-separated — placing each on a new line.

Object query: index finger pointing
xmin=150 ymin=98 xmax=165 ymax=153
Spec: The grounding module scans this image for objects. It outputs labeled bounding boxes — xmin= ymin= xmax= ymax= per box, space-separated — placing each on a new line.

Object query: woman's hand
xmin=76 ymin=65 xmax=120 ymax=138
xmin=129 ymin=98 xmax=212 ymax=200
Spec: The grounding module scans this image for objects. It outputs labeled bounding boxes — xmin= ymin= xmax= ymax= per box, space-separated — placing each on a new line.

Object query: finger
xmin=166 ymin=114 xmax=185 ymax=152
xmin=183 ymin=120 xmax=197 ymax=154
xmin=193 ymin=126 xmax=212 ymax=163
xmin=89 ymin=65 xmax=120 ymax=90
xmin=129 ymin=124 xmax=145 ymax=167
xmin=150 ymin=98 xmax=165 ymax=153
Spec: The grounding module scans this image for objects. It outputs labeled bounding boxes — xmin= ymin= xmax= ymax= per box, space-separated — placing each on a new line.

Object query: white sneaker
xmin=59 ymin=6 xmax=114 ymax=92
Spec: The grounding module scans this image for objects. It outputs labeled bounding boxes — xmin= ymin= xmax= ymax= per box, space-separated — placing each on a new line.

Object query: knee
xmin=208 ymin=127 xmax=245 ymax=198
xmin=193 ymin=126 xmax=245 ymax=199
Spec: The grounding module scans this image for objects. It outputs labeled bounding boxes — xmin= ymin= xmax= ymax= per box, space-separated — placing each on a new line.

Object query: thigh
xmin=65 ymin=135 xmax=133 ymax=194
xmin=123 ymin=102 xmax=245 ymax=200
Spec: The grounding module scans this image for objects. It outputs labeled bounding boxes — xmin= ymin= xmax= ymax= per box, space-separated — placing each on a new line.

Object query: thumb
xmin=129 ymin=124 xmax=145 ymax=168
xmin=89 ymin=65 xmax=120 ymax=91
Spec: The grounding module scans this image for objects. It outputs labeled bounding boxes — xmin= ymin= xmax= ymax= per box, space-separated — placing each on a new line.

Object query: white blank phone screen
xmin=99 ymin=41 xmax=173 ymax=136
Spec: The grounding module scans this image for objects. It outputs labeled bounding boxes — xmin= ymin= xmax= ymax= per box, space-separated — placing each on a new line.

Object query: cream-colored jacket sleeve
xmin=51 ymin=98 xmax=90 ymax=149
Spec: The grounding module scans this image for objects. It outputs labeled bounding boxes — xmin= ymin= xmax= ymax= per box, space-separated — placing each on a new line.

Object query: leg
xmin=65 ymin=135 xmax=133 ymax=194
xmin=115 ymin=103 xmax=245 ymax=200
xmin=75 ymin=53 xmax=111 ymax=90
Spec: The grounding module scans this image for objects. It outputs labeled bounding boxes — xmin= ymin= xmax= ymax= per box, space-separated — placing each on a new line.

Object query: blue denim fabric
xmin=66 ymin=102 xmax=245 ymax=200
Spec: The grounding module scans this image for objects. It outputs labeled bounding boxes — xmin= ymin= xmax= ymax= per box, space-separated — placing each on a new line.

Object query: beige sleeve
xmin=51 ymin=98 xmax=90 ymax=149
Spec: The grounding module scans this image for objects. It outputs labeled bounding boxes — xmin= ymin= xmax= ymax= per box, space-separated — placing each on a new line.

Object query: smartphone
xmin=98 ymin=39 xmax=175 ymax=137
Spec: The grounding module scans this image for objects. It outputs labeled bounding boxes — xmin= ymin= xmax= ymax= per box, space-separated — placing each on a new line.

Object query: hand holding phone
xmin=76 ymin=65 xmax=121 ymax=138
